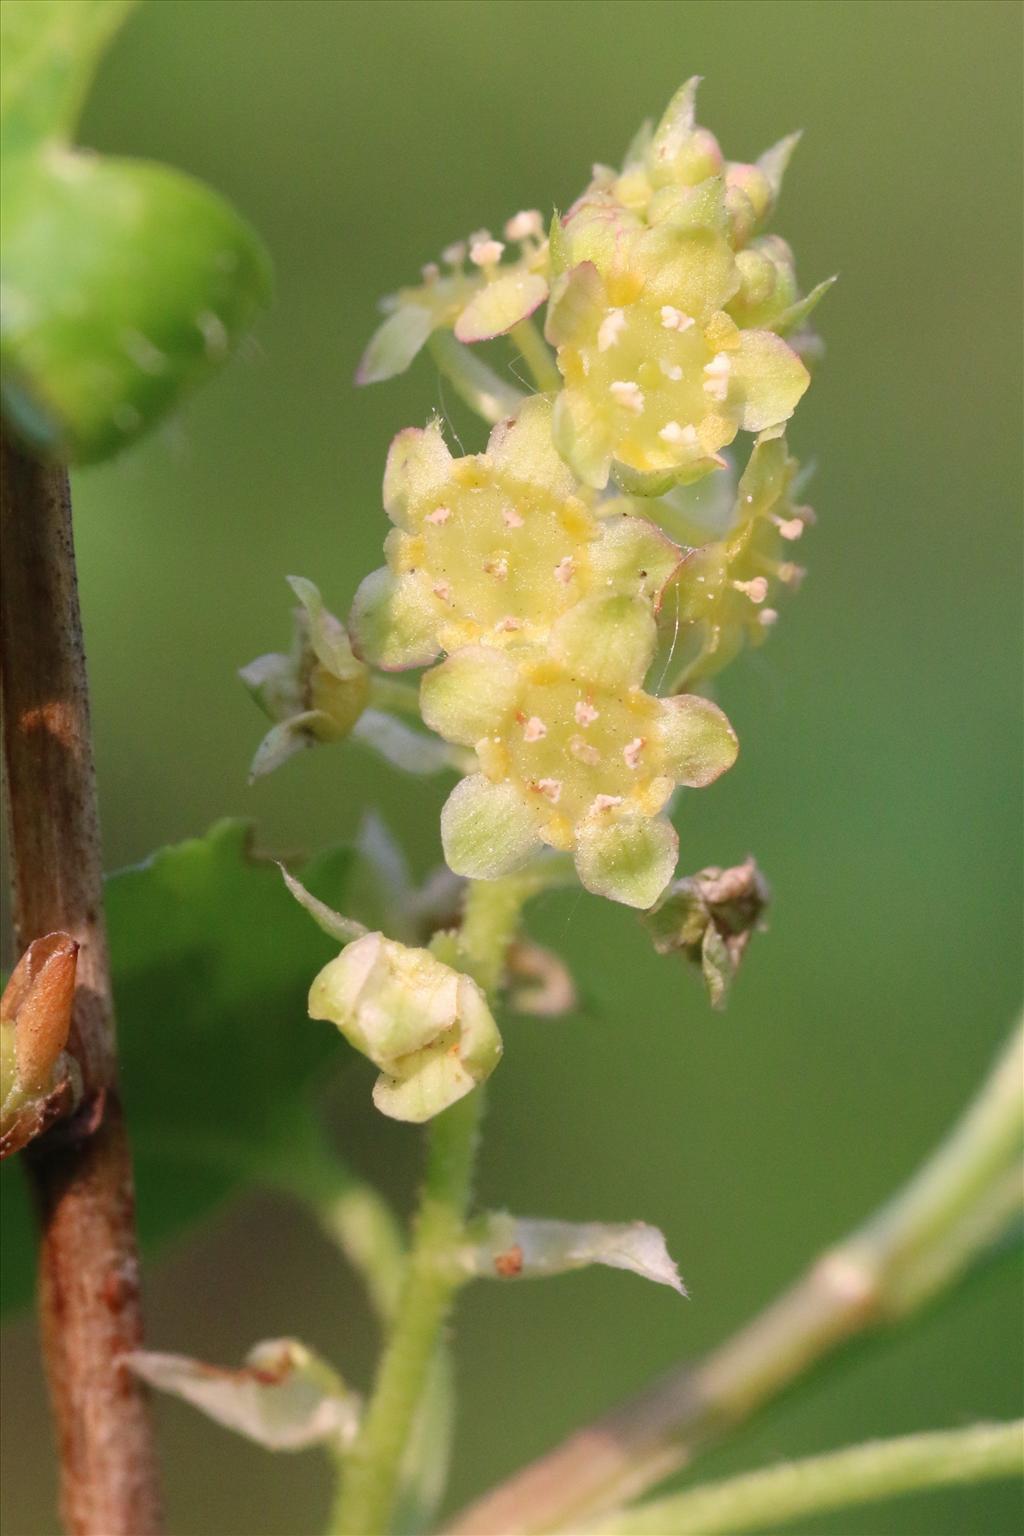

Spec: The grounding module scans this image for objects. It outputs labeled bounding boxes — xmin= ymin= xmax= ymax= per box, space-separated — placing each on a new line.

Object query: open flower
xmin=349 ymin=396 xmax=681 ymax=668
xmin=421 ymin=595 xmax=737 ymax=908
xmin=356 ymin=214 xmax=550 ymax=384
xmin=309 ymin=933 xmax=501 ymax=1122
xmin=546 ymin=184 xmax=809 ymax=493
xmin=659 ymin=434 xmax=811 ymax=687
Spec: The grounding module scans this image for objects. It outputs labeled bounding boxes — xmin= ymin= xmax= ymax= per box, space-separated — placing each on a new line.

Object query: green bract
xmin=308 ymin=933 xmax=502 ymax=1123
xmin=0 ymin=0 xmax=271 ymax=463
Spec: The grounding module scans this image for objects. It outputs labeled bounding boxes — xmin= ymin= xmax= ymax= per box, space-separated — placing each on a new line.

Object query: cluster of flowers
xmin=244 ymin=80 xmax=826 ymax=1115
xmin=345 ymin=79 xmax=825 ymax=908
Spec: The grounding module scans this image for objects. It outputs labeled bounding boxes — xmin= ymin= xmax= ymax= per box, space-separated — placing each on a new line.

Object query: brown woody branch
xmin=1 ymin=434 xmax=163 ymax=1535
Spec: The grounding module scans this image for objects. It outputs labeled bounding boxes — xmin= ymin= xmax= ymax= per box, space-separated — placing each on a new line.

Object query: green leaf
xmin=0 ymin=0 xmax=272 ymax=464
xmin=1 ymin=821 xmax=355 ymax=1314
xmin=0 ymin=0 xmax=136 ymax=157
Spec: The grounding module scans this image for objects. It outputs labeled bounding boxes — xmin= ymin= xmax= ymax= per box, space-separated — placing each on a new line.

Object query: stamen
xmin=441 ymin=241 xmax=466 ymax=266
xmin=504 ymin=209 xmax=543 ymax=241
xmin=597 ymin=309 xmax=627 ymax=352
xmin=623 ymin=736 xmax=646 ymax=768
xmin=536 ymin=778 xmax=562 ymax=803
xmin=659 ymin=359 xmax=684 ymax=382
xmin=554 ymin=556 xmax=575 ymax=584
xmin=591 ymin=794 xmax=623 ymax=813
xmin=502 ymin=506 xmax=525 ymax=529
xmin=773 ymin=515 xmax=805 ymax=541
xmin=426 ymin=504 xmax=451 ymax=524
xmin=658 ymin=420 xmax=698 ymax=447
xmin=523 ymin=716 xmax=547 ymax=742
xmin=759 ymin=607 xmax=779 ymax=627
xmin=574 ymin=700 xmax=599 ymax=726
xmin=570 ymin=736 xmax=601 ymax=765
xmin=609 ymin=379 xmax=645 ymax=414
xmin=470 ymin=238 xmax=506 ymax=267
xmin=660 ymin=305 xmax=694 ymax=331
xmin=733 ymin=576 xmax=769 ymax=603
xmin=703 ymin=352 xmax=732 ymax=402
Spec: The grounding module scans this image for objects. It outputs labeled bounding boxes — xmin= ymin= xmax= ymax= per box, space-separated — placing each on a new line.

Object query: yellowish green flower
xmin=349 ymin=396 xmax=681 ymax=668
xmin=658 ymin=434 xmax=811 ymax=688
xmin=421 ymin=596 xmax=737 ymax=908
xmin=356 ymin=214 xmax=550 ymax=384
xmin=308 ymin=932 xmax=501 ymax=1122
xmin=546 ymin=182 xmax=809 ymax=492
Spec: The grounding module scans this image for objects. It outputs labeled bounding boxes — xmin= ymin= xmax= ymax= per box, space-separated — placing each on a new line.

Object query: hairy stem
xmin=579 ymin=1420 xmax=1024 ymax=1535
xmin=329 ymin=875 xmax=531 ymax=1534
xmin=329 ymin=1089 xmax=484 ymax=1536
xmin=447 ymin=1021 xmax=1023 ymax=1535
xmin=0 ymin=435 xmax=162 ymax=1535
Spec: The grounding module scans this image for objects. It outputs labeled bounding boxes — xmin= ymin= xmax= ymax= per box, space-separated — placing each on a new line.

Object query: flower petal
xmin=574 ymin=813 xmax=678 ymax=908
xmin=552 ymin=386 xmax=613 ymax=490
xmin=550 ymin=594 xmax=656 ymax=689
xmin=420 ymin=647 xmax=521 ymax=746
xmin=356 ymin=303 xmax=435 ymax=385
xmin=372 ymin=1040 xmax=479 ymax=1124
xmin=656 ymin=694 xmax=738 ymax=786
xmin=348 ymin=568 xmax=441 ymax=671
xmin=486 ymin=393 xmax=577 ymax=496
xmin=544 ymin=260 xmax=603 ymax=349
xmin=591 ymin=514 xmax=682 ymax=608
xmin=441 ymin=775 xmax=543 ymax=879
xmin=382 ymin=420 xmax=453 ymax=525
xmin=454 ymin=270 xmax=548 ymax=343
xmin=731 ymin=330 xmax=810 ymax=433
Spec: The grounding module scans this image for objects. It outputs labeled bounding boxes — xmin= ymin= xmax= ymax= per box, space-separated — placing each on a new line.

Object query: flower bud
xmin=309 ymin=933 xmax=502 ymax=1122
xmin=241 ymin=577 xmax=370 ymax=779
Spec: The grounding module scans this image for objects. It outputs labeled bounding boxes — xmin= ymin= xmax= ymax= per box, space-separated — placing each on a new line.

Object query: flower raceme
xmin=246 ymin=77 xmax=826 ymax=1118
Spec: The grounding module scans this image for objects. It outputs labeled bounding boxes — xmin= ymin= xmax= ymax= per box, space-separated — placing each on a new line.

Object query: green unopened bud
xmin=240 ymin=577 xmax=370 ymax=780
xmin=309 ymin=933 xmax=502 ymax=1122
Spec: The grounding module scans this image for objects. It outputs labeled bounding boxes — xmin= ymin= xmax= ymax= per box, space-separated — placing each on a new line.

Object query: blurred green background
xmin=2 ymin=1 xmax=1022 ymax=1532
